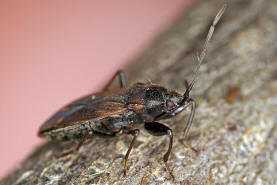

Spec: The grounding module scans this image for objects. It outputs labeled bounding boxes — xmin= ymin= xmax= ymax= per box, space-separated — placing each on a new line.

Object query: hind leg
xmin=56 ymin=131 xmax=91 ymax=157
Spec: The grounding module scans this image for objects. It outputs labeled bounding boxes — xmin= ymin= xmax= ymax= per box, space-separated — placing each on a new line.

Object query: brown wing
xmin=38 ymin=89 xmax=129 ymax=136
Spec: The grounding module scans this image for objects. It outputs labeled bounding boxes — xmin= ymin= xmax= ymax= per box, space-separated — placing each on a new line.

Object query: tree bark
xmin=2 ymin=0 xmax=277 ymax=184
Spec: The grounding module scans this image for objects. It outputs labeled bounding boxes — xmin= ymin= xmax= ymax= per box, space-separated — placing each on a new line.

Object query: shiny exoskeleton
xmin=38 ymin=4 xmax=226 ymax=176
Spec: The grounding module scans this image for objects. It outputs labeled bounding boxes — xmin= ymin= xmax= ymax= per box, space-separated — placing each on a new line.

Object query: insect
xmin=38 ymin=4 xmax=226 ymax=176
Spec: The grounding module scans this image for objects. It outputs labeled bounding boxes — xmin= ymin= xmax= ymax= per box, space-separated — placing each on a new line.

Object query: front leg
xmin=144 ymin=122 xmax=174 ymax=180
xmin=159 ymin=98 xmax=197 ymax=153
xmin=144 ymin=122 xmax=173 ymax=163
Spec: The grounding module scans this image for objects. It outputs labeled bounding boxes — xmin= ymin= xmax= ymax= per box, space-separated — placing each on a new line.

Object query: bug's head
xmin=159 ymin=88 xmax=192 ymax=120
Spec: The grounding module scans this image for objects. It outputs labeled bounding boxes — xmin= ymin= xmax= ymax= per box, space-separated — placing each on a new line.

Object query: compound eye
xmin=166 ymin=99 xmax=175 ymax=109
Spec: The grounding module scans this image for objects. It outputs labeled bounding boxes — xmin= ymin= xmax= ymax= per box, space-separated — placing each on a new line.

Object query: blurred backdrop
xmin=0 ymin=0 xmax=195 ymax=178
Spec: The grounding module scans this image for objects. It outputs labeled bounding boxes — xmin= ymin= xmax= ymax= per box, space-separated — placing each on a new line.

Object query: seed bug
xmin=38 ymin=4 xmax=226 ymax=176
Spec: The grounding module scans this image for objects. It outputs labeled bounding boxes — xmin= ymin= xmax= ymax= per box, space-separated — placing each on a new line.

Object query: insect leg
xmin=103 ymin=70 xmax=127 ymax=90
xmin=144 ymin=122 xmax=173 ymax=163
xmin=58 ymin=131 xmax=90 ymax=157
xmin=182 ymin=99 xmax=198 ymax=153
xmin=183 ymin=98 xmax=195 ymax=140
xmin=123 ymin=129 xmax=140 ymax=176
xmin=144 ymin=122 xmax=174 ymax=180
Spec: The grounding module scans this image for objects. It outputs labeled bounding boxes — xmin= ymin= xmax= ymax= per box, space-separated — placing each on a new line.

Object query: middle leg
xmin=123 ymin=129 xmax=140 ymax=176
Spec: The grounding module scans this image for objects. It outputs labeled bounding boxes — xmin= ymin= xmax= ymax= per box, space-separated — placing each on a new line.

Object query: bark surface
xmin=1 ymin=0 xmax=277 ymax=184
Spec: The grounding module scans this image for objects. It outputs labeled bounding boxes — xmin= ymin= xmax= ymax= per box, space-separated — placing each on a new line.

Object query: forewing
xmin=38 ymin=92 xmax=128 ymax=135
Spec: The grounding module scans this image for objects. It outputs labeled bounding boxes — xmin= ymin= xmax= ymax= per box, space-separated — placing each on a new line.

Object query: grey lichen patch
xmin=73 ymin=162 xmax=107 ymax=184
xmin=14 ymin=170 xmax=34 ymax=185
xmin=209 ymin=162 xmax=229 ymax=183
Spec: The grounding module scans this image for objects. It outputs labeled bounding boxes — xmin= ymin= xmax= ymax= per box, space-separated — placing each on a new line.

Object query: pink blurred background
xmin=0 ymin=0 xmax=195 ymax=178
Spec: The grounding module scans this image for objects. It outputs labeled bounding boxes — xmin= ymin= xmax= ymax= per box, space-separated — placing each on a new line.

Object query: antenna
xmin=183 ymin=3 xmax=227 ymax=100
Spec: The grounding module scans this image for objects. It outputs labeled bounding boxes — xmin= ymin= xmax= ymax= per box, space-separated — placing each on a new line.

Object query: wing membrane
xmin=39 ymin=90 xmax=128 ymax=135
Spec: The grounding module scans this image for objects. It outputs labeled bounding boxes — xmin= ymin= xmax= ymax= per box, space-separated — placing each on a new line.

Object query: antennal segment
xmin=183 ymin=3 xmax=227 ymax=100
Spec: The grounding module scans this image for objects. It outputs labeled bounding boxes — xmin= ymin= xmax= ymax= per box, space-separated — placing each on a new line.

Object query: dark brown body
xmin=38 ymin=82 xmax=183 ymax=141
xmin=38 ymin=74 xmax=194 ymax=177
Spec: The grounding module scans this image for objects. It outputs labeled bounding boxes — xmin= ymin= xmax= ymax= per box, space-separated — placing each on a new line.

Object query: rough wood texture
xmin=1 ymin=0 xmax=277 ymax=184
